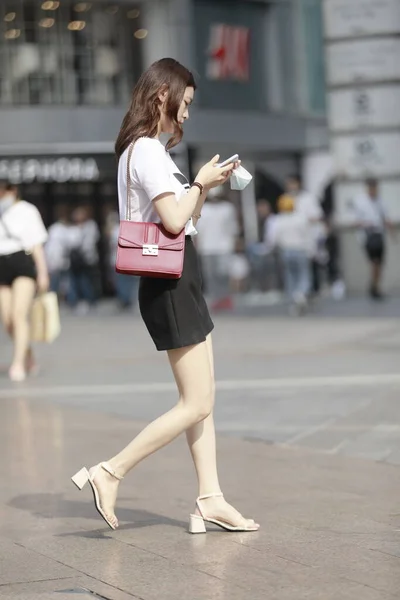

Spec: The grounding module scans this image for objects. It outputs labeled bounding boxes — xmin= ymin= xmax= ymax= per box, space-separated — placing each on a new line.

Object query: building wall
xmin=0 ymin=0 xmax=330 ymax=244
xmin=1 ymin=0 xmax=327 ymax=155
xmin=323 ymin=0 xmax=400 ymax=293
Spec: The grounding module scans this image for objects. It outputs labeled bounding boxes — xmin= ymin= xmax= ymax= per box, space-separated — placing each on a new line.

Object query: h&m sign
xmin=207 ymin=23 xmax=250 ymax=82
xmin=0 ymin=157 xmax=100 ymax=184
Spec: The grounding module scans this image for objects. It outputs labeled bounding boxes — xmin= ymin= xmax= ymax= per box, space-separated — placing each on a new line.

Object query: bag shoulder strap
xmin=126 ymin=143 xmax=135 ymax=221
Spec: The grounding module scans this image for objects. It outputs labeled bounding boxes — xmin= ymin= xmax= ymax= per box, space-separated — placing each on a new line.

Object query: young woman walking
xmin=72 ymin=58 xmax=259 ymax=534
xmin=0 ymin=181 xmax=49 ymax=381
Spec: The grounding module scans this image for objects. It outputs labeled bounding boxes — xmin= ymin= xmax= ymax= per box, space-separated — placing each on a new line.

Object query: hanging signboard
xmin=0 ymin=157 xmax=100 ymax=184
xmin=332 ymin=132 xmax=400 ymax=178
xmin=326 ymin=38 xmax=400 ymax=85
xmin=323 ymin=0 xmax=400 ymax=39
xmin=328 ymin=86 xmax=400 ymax=131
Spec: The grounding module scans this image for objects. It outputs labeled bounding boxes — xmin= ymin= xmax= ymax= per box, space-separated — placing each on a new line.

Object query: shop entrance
xmin=19 ymin=178 xmax=119 ymax=297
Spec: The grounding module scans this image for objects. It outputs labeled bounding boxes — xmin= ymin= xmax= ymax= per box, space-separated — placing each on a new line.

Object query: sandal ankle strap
xmin=101 ymin=462 xmax=124 ymax=481
xmin=197 ymin=493 xmax=224 ymax=501
xmin=196 ymin=493 xmax=224 ymax=519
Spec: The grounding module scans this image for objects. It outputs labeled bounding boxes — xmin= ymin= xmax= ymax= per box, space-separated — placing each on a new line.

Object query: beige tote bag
xmin=30 ymin=292 xmax=61 ymax=343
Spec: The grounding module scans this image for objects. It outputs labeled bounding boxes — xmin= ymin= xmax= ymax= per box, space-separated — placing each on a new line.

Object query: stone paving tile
xmin=0 ymin=576 xmax=140 ymax=599
xmin=1 ymin=309 xmax=400 ymax=600
xmin=2 ymin=312 xmax=400 ymax=466
xmin=1 ymin=399 xmax=397 ymax=599
xmin=0 ymin=539 xmax=75 ymax=586
xmin=386 ymin=449 xmax=400 ymax=465
xmin=16 ymin=535 xmax=273 ymax=600
xmin=270 ymin=538 xmax=399 ymax=596
xmin=268 ymin=582 xmax=395 ymax=600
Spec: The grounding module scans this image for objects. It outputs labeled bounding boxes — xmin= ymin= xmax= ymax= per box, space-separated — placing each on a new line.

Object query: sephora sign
xmin=0 ymin=157 xmax=100 ymax=184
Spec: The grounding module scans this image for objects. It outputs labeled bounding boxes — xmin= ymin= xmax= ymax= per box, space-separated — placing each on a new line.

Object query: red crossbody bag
xmin=115 ymin=143 xmax=185 ymax=279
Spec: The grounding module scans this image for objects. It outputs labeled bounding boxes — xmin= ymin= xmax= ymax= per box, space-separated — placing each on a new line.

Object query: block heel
xmin=189 ymin=513 xmax=206 ymax=534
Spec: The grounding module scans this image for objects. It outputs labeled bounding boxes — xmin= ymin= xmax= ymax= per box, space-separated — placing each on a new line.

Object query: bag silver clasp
xmin=142 ymin=244 xmax=159 ymax=256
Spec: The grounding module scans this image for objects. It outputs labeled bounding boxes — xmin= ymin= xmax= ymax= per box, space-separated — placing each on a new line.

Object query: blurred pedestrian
xmin=321 ymin=182 xmax=346 ymax=299
xmin=72 ymin=58 xmax=259 ymax=534
xmin=45 ymin=205 xmax=71 ymax=297
xmin=67 ymin=206 xmax=100 ymax=314
xmin=284 ymin=174 xmax=325 ymax=295
xmin=0 ymin=180 xmax=49 ymax=381
xmin=247 ymin=199 xmax=278 ymax=292
xmin=270 ymin=194 xmax=310 ymax=315
xmin=354 ymin=178 xmax=395 ymax=300
xmin=229 ymin=240 xmax=250 ymax=293
xmin=196 ymin=191 xmax=239 ymax=311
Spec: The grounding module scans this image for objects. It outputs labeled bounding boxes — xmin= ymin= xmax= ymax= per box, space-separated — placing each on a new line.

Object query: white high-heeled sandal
xmin=71 ymin=462 xmax=123 ymax=530
xmin=188 ymin=493 xmax=260 ymax=534
xmin=9 ymin=365 xmax=26 ymax=382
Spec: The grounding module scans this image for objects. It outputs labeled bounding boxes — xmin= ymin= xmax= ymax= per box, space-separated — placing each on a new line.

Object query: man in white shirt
xmin=246 ymin=199 xmax=278 ymax=292
xmin=67 ymin=206 xmax=100 ymax=313
xmin=354 ymin=178 xmax=393 ymax=299
xmin=285 ymin=174 xmax=325 ymax=295
xmin=196 ymin=193 xmax=239 ymax=310
xmin=45 ymin=207 xmax=71 ymax=295
xmin=270 ymin=194 xmax=310 ymax=315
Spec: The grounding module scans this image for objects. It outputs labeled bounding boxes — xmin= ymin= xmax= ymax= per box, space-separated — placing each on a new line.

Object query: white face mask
xmin=230 ymin=165 xmax=253 ymax=191
xmin=0 ymin=194 xmax=15 ymax=214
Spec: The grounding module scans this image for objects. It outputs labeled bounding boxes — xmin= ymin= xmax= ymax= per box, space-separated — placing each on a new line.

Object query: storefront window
xmin=192 ymin=0 xmax=268 ymax=111
xmin=302 ymin=0 xmax=326 ymax=114
xmin=0 ymin=1 xmax=143 ymax=105
xmin=273 ymin=1 xmax=299 ymax=113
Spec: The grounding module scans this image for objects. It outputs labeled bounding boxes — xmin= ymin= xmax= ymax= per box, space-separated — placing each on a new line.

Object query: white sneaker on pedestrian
xmin=75 ymin=301 xmax=90 ymax=316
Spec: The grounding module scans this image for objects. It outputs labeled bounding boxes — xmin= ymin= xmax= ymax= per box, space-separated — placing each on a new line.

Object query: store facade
xmin=1 ymin=0 xmax=330 ymax=269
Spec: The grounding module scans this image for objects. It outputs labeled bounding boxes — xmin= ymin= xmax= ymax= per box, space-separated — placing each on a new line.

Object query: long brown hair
xmin=115 ymin=58 xmax=196 ymax=158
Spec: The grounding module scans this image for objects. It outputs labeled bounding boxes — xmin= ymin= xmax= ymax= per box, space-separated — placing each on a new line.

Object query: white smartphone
xmin=217 ymin=154 xmax=239 ymax=168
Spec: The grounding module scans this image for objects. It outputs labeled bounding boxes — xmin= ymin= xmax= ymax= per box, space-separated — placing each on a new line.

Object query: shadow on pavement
xmin=8 ymin=493 xmax=187 ymax=533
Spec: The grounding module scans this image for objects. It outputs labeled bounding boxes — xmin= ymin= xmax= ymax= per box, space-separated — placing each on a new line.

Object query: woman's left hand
xmin=37 ymin=272 xmax=50 ymax=294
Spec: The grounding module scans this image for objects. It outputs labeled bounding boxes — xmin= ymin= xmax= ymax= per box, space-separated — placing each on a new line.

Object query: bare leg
xmin=371 ymin=261 xmax=382 ymax=293
xmin=0 ymin=285 xmax=36 ymax=372
xmin=9 ymin=278 xmax=36 ymax=381
xmin=92 ymin=340 xmax=214 ymax=528
xmin=0 ymin=286 xmax=13 ymax=337
xmin=186 ymin=334 xmax=259 ymax=529
xmin=185 ymin=336 xmax=219 ymax=496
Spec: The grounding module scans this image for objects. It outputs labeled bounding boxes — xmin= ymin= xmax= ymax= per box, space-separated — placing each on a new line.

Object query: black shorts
xmin=139 ymin=237 xmax=214 ymax=351
xmin=0 ymin=251 xmax=37 ymax=286
xmin=365 ymin=232 xmax=385 ymax=264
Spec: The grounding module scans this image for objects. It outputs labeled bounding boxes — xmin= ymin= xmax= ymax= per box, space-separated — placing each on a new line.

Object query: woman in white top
xmin=0 ymin=181 xmax=49 ymax=381
xmin=72 ymin=58 xmax=259 ymax=534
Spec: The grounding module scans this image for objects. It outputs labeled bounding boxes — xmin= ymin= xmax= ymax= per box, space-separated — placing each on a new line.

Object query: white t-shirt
xmin=69 ymin=220 xmax=100 ymax=266
xmin=295 ymin=191 xmax=322 ymax=221
xmin=196 ymin=201 xmax=238 ymax=255
xmin=0 ymin=201 xmax=48 ymax=256
xmin=263 ymin=214 xmax=277 ymax=252
xmin=270 ymin=212 xmax=309 ymax=252
xmin=295 ymin=190 xmax=325 ymax=257
xmin=45 ymin=221 xmax=71 ymax=272
xmin=354 ymin=193 xmax=386 ymax=232
xmin=117 ymin=137 xmax=196 ymax=235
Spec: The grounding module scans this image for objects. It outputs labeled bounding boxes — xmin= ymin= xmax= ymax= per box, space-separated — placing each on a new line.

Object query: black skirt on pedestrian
xmin=0 ymin=250 xmax=36 ymax=286
xmin=139 ymin=236 xmax=214 ymax=351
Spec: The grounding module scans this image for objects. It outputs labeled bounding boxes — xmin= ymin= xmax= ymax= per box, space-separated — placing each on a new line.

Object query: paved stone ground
xmin=0 ymin=299 xmax=399 ymax=599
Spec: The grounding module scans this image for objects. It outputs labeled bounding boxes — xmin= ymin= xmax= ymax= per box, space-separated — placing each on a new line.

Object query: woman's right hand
xmin=195 ymin=155 xmax=234 ymax=190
